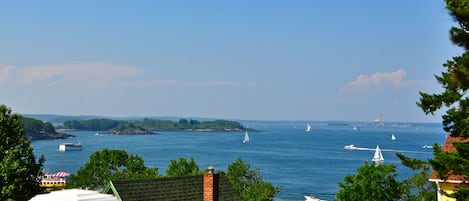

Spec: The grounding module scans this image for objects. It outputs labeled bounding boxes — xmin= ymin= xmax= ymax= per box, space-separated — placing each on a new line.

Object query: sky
xmin=0 ymin=0 xmax=463 ymax=123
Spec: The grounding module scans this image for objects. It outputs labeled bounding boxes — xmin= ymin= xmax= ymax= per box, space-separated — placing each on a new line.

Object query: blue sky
xmin=0 ymin=0 xmax=462 ymax=122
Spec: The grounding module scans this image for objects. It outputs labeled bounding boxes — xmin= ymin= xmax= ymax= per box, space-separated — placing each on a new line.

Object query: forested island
xmin=21 ymin=117 xmax=73 ymax=140
xmin=57 ymin=118 xmax=250 ymax=134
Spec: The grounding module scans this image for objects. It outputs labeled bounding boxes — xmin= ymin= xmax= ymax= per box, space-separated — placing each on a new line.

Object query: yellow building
xmin=429 ymin=135 xmax=469 ymax=201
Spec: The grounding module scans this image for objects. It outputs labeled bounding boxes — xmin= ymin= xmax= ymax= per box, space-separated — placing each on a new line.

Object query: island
xmin=57 ymin=118 xmax=253 ymax=134
xmin=21 ymin=117 xmax=73 ymax=140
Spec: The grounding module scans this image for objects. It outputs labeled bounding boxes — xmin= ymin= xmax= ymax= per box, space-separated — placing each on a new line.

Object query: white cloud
xmin=16 ymin=63 xmax=142 ymax=86
xmin=0 ymin=66 xmax=17 ymax=83
xmin=340 ymin=69 xmax=409 ymax=92
xmin=2 ymin=63 xmax=245 ymax=91
xmin=118 ymin=79 xmax=241 ymax=89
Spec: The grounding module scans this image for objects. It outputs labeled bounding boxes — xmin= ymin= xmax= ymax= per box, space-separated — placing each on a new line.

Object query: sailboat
xmin=243 ymin=131 xmax=250 ymax=144
xmin=391 ymin=134 xmax=396 ymax=140
xmin=306 ymin=123 xmax=312 ymax=132
xmin=371 ymin=145 xmax=384 ymax=163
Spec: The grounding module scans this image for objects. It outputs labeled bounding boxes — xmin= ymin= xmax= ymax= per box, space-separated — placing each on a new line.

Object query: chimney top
xmin=207 ymin=165 xmax=215 ymax=174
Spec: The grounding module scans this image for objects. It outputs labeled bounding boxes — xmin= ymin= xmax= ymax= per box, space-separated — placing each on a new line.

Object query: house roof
xmin=29 ymin=189 xmax=119 ymax=201
xmin=104 ymin=173 xmax=241 ymax=201
xmin=429 ymin=135 xmax=469 ymax=183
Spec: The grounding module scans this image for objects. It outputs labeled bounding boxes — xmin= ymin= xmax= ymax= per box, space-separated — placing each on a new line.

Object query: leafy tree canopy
xmin=0 ymin=104 xmax=44 ymax=200
xmin=335 ymin=161 xmax=403 ymax=201
xmin=226 ymin=157 xmax=281 ymax=201
xmin=68 ymin=149 xmax=159 ymax=190
xmin=165 ymin=157 xmax=203 ymax=177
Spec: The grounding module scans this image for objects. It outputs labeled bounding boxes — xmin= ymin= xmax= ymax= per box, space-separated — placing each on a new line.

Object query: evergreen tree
xmin=396 ymin=153 xmax=437 ymax=201
xmin=417 ymin=0 xmax=469 ymax=200
xmin=0 ymin=104 xmax=44 ymax=200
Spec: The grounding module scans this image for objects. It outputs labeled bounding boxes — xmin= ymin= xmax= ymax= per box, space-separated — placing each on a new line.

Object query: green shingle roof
xmin=104 ymin=174 xmax=241 ymax=201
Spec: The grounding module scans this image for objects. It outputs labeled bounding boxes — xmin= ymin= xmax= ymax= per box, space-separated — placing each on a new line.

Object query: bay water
xmin=32 ymin=121 xmax=445 ymax=201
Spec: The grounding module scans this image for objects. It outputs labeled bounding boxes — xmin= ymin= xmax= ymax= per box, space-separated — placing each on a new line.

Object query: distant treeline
xmin=58 ymin=118 xmax=247 ymax=133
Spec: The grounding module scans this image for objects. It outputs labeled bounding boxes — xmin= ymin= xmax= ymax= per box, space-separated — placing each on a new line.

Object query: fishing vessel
xmin=58 ymin=143 xmax=83 ymax=152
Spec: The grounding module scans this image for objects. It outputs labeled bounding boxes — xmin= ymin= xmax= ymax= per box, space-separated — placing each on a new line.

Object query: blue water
xmin=32 ymin=121 xmax=446 ymax=201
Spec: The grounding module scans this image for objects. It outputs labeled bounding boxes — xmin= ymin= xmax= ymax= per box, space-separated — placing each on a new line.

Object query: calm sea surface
xmin=32 ymin=121 xmax=445 ymax=201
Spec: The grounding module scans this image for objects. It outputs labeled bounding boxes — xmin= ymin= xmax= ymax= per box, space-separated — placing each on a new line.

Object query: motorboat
xmin=344 ymin=144 xmax=357 ymax=150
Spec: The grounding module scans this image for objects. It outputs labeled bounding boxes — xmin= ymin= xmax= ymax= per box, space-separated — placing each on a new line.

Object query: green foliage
xmin=20 ymin=117 xmax=72 ymax=140
xmin=62 ymin=119 xmax=121 ymax=130
xmin=68 ymin=149 xmax=159 ymax=190
xmin=416 ymin=1 xmax=469 ymax=200
xmin=396 ymin=153 xmax=437 ymax=201
xmin=61 ymin=118 xmax=246 ymax=132
xmin=0 ymin=104 xmax=44 ymax=200
xmin=165 ymin=157 xmax=203 ymax=177
xmin=226 ymin=157 xmax=281 ymax=201
xmin=334 ymin=161 xmax=403 ymax=201
xmin=21 ymin=117 xmax=55 ymax=134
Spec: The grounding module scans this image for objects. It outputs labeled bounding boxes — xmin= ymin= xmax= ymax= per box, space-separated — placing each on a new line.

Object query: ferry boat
xmin=40 ymin=171 xmax=70 ymax=188
xmin=58 ymin=143 xmax=83 ymax=152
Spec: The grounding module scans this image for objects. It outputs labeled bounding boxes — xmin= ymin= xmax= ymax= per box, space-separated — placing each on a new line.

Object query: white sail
xmin=306 ymin=123 xmax=312 ymax=132
xmin=372 ymin=145 xmax=384 ymax=163
xmin=391 ymin=134 xmax=396 ymax=140
xmin=243 ymin=131 xmax=249 ymax=143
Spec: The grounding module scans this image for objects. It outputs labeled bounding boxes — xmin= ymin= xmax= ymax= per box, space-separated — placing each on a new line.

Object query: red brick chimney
xmin=204 ymin=165 xmax=219 ymax=201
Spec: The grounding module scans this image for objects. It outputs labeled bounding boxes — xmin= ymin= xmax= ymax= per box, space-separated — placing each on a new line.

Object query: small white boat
xmin=243 ymin=131 xmax=250 ymax=144
xmin=371 ymin=145 xmax=384 ymax=163
xmin=422 ymin=145 xmax=433 ymax=149
xmin=344 ymin=144 xmax=357 ymax=150
xmin=306 ymin=123 xmax=312 ymax=132
xmin=391 ymin=134 xmax=396 ymax=140
xmin=58 ymin=143 xmax=83 ymax=152
xmin=304 ymin=195 xmax=326 ymax=201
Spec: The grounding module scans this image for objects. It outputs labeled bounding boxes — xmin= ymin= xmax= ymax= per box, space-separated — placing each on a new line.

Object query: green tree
xmin=165 ymin=157 xmax=202 ymax=177
xmin=396 ymin=153 xmax=437 ymax=201
xmin=0 ymin=104 xmax=45 ymax=200
xmin=68 ymin=149 xmax=159 ymax=190
xmin=416 ymin=0 xmax=469 ymax=200
xmin=226 ymin=157 xmax=280 ymax=201
xmin=334 ymin=161 xmax=403 ymax=201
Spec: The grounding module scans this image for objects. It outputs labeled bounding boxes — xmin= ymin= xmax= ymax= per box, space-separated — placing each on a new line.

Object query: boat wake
xmin=344 ymin=145 xmax=430 ymax=154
